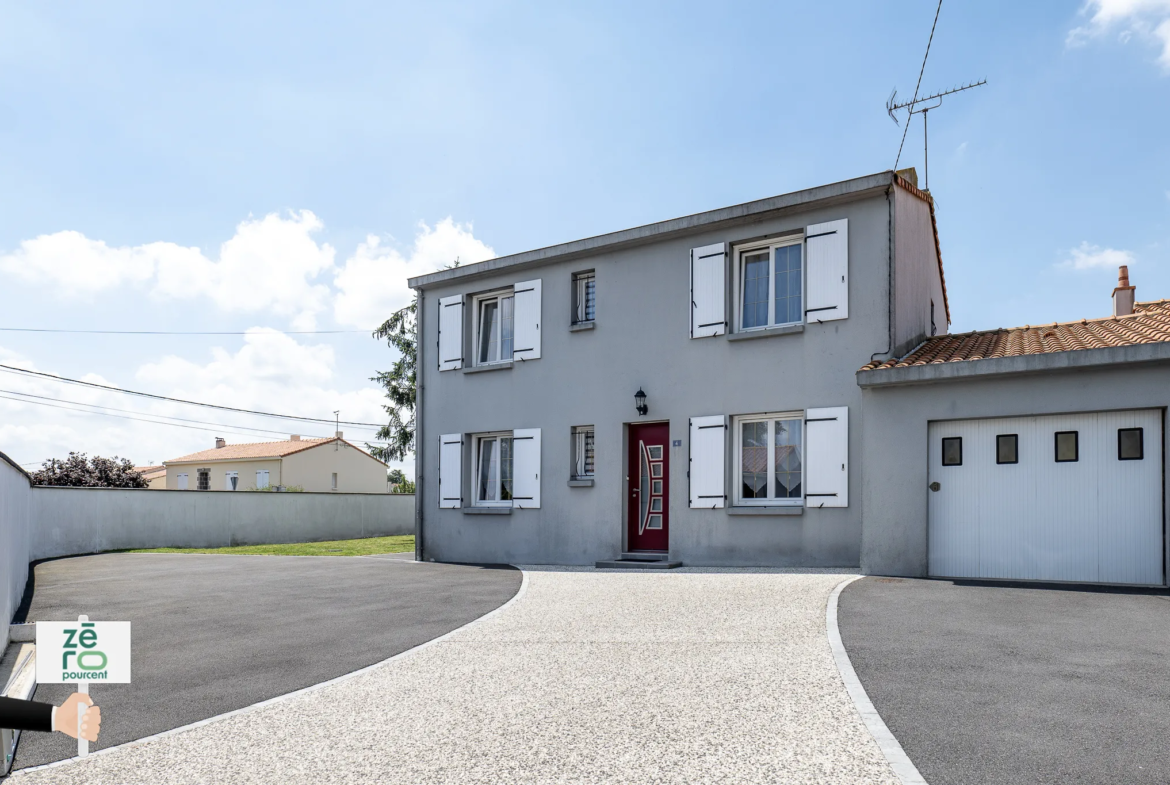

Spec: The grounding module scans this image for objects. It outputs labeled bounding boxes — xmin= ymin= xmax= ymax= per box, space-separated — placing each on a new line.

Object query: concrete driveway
xmin=839 ymin=577 xmax=1170 ymax=785
xmin=13 ymin=568 xmax=899 ymax=785
xmin=12 ymin=552 xmax=521 ymax=771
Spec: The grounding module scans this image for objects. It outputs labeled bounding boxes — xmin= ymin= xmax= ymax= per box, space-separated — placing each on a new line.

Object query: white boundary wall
xmin=1 ymin=452 xmax=32 ymax=651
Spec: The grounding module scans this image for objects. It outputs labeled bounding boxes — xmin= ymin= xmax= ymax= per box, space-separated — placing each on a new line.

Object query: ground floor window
xmin=572 ymin=425 xmax=595 ymax=479
xmin=225 ymin=471 xmax=239 ymax=491
xmin=197 ymin=468 xmax=210 ymax=491
xmin=475 ymin=432 xmax=514 ymax=505
xmin=734 ymin=414 xmax=803 ymax=505
xmin=177 ymin=473 xmax=188 ymax=490
xmin=255 ymin=470 xmax=270 ymax=489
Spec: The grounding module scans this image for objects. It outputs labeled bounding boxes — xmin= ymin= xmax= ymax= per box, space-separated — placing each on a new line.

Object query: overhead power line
xmin=0 ymin=363 xmax=386 ymax=428
xmin=0 ymin=327 xmax=371 ymax=335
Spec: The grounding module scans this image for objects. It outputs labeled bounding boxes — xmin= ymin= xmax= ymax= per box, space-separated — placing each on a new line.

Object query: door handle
xmin=929 ymin=482 xmax=941 ymax=492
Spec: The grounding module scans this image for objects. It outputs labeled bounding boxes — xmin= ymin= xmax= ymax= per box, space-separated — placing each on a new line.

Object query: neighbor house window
xmin=331 ymin=472 xmax=338 ymax=490
xmin=177 ymin=473 xmax=189 ymax=490
xmin=255 ymin=470 xmax=270 ymax=489
xmin=996 ymin=434 xmax=1018 ymax=464
xmin=941 ymin=437 xmax=962 ymax=466
xmin=474 ymin=290 xmax=514 ymax=365
xmin=1055 ymin=431 xmax=1079 ymax=463
xmin=572 ymin=426 xmax=595 ymax=479
xmin=572 ymin=271 xmax=596 ymax=324
xmin=475 ymin=432 xmax=514 ymax=506
xmin=1118 ymin=428 xmax=1144 ymax=460
xmin=734 ymin=414 xmax=803 ymax=505
xmin=197 ymin=468 xmax=210 ymax=490
xmin=225 ymin=471 xmax=239 ymax=491
xmin=738 ymin=239 xmax=803 ymax=331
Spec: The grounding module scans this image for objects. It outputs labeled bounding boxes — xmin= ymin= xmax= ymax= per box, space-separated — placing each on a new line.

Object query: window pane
xmin=479 ymin=438 xmax=498 ymax=500
xmin=1055 ymin=431 xmax=1078 ymax=463
xmin=479 ymin=300 xmax=499 ymax=363
xmin=742 ymin=252 xmax=770 ymax=329
xmin=996 ymin=434 xmax=1018 ymax=464
xmin=1119 ymin=428 xmax=1143 ymax=460
xmin=942 ymin=437 xmax=962 ymax=466
xmin=500 ymin=437 xmax=513 ymax=500
xmin=741 ymin=421 xmax=768 ymax=499
xmin=500 ymin=296 xmax=514 ymax=360
xmin=774 ymin=419 xmax=803 ymax=498
xmin=774 ymin=245 xmax=802 ymax=325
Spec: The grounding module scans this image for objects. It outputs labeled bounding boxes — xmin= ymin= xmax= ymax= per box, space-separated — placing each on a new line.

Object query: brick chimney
xmin=215 ymin=437 xmax=226 ymax=449
xmin=1113 ymin=265 xmax=1135 ymax=317
xmin=290 ymin=434 xmax=301 ymax=441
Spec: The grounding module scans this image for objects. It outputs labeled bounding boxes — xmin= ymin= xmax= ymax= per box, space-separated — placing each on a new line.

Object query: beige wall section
xmin=165 ymin=459 xmax=283 ymax=491
xmin=144 ymin=473 xmax=167 ymax=490
xmin=893 ymin=186 xmax=948 ymax=357
xmin=282 ymin=441 xmax=387 ymax=494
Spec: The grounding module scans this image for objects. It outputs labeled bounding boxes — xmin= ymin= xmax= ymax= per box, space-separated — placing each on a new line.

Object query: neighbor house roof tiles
xmin=860 ymin=299 xmax=1170 ymax=372
xmin=134 ymin=465 xmax=166 ymax=479
xmin=165 ymin=438 xmax=333 ymax=464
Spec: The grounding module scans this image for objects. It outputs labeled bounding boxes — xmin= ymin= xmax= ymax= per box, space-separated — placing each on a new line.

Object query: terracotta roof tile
xmin=134 ymin=465 xmax=166 ymax=479
xmin=860 ymin=299 xmax=1170 ymax=372
xmin=164 ymin=438 xmax=333 ymax=464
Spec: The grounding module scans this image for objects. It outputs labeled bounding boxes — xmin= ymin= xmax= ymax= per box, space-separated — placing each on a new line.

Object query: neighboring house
xmin=409 ymin=170 xmax=948 ymax=568
xmin=163 ymin=434 xmax=388 ymax=493
xmin=134 ymin=465 xmax=167 ymax=489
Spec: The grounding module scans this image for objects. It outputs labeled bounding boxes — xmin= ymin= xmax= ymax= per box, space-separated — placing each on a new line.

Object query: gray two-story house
xmin=407 ymin=170 xmax=946 ymax=567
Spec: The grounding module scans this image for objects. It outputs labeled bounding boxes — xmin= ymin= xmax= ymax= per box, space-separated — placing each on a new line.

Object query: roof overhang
xmin=857 ymin=341 xmax=1170 ymax=388
xmin=408 ymin=171 xmax=897 ymax=290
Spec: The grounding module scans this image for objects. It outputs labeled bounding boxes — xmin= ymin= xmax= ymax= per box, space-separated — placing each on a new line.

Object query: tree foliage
xmin=369 ymin=299 xmax=416 ymax=463
xmin=30 ymin=452 xmax=148 ymax=488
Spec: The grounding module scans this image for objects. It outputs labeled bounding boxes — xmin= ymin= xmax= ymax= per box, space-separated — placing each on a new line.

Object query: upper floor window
xmin=738 ymin=239 xmax=803 ymax=331
xmin=474 ymin=291 xmax=514 ymax=365
xmin=572 ymin=271 xmax=595 ymax=324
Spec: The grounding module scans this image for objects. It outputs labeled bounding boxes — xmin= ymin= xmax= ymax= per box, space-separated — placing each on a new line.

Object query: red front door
xmin=628 ymin=422 xmax=669 ymax=552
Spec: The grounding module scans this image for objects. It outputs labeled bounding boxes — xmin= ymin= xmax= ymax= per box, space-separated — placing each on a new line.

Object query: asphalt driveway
xmin=12 ymin=552 xmax=520 ymax=770
xmin=839 ymin=577 xmax=1170 ymax=785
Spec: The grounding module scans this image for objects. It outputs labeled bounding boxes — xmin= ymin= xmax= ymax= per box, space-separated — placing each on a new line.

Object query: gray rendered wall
xmin=859 ymin=363 xmax=1170 ymax=580
xmin=418 ymin=190 xmax=902 ymax=566
xmin=892 ymin=186 xmax=947 ymax=356
xmin=0 ymin=453 xmax=32 ymax=648
xmin=30 ymin=488 xmax=415 ymax=561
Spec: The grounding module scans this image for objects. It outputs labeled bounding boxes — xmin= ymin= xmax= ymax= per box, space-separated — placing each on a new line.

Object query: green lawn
xmin=128 ymin=535 xmax=415 ymax=557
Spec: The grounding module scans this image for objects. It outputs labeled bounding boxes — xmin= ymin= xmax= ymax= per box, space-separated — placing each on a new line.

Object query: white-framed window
xmin=733 ymin=413 xmax=803 ymax=506
xmin=177 ymin=473 xmax=188 ymax=490
xmin=255 ymin=470 xmax=270 ymax=489
xmin=197 ymin=468 xmax=210 ymax=491
xmin=473 ymin=290 xmax=515 ymax=365
xmin=572 ymin=425 xmax=595 ymax=479
xmin=572 ymin=271 xmax=596 ymax=324
xmin=474 ymin=431 xmax=514 ymax=506
xmin=225 ymin=471 xmax=239 ymax=491
xmin=735 ymin=237 xmax=803 ymax=331
xmin=331 ymin=472 xmax=338 ymax=490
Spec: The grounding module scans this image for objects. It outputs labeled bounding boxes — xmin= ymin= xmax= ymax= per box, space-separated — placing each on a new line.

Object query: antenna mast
xmin=887 ymin=79 xmax=986 ymax=189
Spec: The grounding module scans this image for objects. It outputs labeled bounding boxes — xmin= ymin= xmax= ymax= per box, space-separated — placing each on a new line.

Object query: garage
xmin=928 ymin=409 xmax=1163 ymax=585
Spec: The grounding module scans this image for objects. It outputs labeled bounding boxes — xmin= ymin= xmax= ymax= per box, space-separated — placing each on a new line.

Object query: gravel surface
xmin=14 ymin=567 xmax=897 ymax=785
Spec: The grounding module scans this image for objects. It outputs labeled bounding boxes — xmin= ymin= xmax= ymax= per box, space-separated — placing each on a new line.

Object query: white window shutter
xmin=805 ymin=407 xmax=848 ymax=507
xmin=177 ymin=473 xmax=188 ymax=490
xmin=689 ymin=415 xmax=727 ymax=508
xmin=512 ymin=428 xmax=541 ymax=508
xmin=512 ymin=279 xmax=542 ymax=361
xmin=690 ymin=243 xmax=727 ymax=338
xmin=438 ymin=433 xmax=463 ymax=509
xmin=437 ymin=295 xmax=464 ymax=371
xmin=805 ymin=219 xmax=848 ymax=322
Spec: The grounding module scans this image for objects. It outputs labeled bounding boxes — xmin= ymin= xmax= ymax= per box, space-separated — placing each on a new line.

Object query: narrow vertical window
xmin=1055 ymin=431 xmax=1079 ymax=463
xmin=572 ymin=271 xmax=596 ymax=324
xmin=331 ymin=472 xmax=338 ymax=490
xmin=572 ymin=426 xmax=595 ymax=479
xmin=941 ymin=437 xmax=962 ymax=466
xmin=475 ymin=433 xmax=514 ymax=505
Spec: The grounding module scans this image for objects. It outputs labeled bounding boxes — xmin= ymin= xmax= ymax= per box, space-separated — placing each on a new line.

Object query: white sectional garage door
xmin=928 ymin=410 xmax=1163 ymax=585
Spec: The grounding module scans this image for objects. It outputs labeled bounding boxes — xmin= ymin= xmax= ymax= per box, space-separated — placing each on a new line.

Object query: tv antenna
xmin=887 ymin=79 xmax=986 ymax=190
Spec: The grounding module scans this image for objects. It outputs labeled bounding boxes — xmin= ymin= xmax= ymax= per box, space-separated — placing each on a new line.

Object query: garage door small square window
xmin=1118 ymin=428 xmax=1144 ymax=460
xmin=996 ymin=434 xmax=1018 ymax=464
xmin=942 ymin=437 xmax=962 ymax=466
xmin=1055 ymin=431 xmax=1079 ymax=463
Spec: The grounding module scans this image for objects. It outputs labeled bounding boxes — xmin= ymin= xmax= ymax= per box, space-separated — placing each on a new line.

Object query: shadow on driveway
xmin=14 ymin=553 xmax=520 ymax=770
xmin=839 ymin=577 xmax=1170 ymax=785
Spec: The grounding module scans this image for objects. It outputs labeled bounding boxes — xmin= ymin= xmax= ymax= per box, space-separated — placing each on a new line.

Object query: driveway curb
xmin=11 ymin=565 xmax=529 ymax=778
xmin=827 ymin=575 xmax=928 ymax=785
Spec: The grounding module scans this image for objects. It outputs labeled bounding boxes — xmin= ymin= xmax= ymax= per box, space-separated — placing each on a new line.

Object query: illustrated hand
xmin=53 ymin=693 xmax=101 ymax=742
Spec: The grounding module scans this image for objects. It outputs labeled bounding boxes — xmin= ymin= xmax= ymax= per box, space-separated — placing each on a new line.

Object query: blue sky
xmin=1 ymin=0 xmax=1168 ymax=472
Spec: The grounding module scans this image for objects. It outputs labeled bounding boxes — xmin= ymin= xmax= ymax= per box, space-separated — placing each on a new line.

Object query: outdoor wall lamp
xmin=635 ymin=388 xmax=648 ymax=416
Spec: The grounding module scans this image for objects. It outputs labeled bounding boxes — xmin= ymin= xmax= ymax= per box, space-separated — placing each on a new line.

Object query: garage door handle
xmin=929 ymin=482 xmax=941 ymax=492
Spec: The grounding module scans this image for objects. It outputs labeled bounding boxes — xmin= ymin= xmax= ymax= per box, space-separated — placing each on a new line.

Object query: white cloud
xmin=1059 ymin=241 xmax=1136 ymax=270
xmin=1068 ymin=0 xmax=1170 ymax=70
xmin=333 ymin=218 xmax=495 ymax=329
xmin=0 ymin=211 xmax=336 ymax=328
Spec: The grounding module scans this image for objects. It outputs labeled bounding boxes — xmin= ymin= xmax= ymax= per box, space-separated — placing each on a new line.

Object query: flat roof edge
xmin=856 ymin=341 xmax=1170 ymax=388
xmin=408 ymin=171 xmax=895 ymax=289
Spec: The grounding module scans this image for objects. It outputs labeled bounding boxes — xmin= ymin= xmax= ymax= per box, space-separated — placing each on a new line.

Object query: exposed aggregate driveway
xmin=14 ymin=567 xmax=899 ymax=785
xmin=12 ymin=552 xmax=520 ymax=770
xmin=839 ymin=576 xmax=1170 ymax=785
